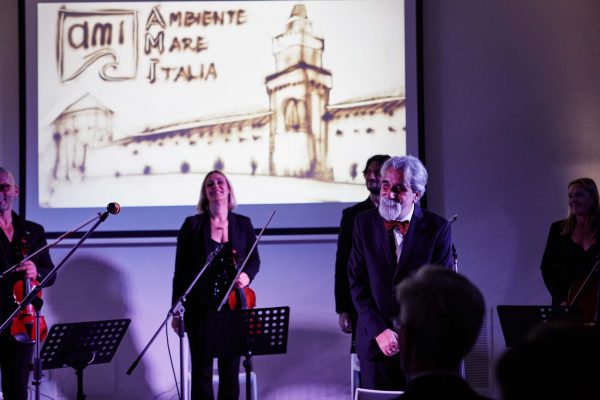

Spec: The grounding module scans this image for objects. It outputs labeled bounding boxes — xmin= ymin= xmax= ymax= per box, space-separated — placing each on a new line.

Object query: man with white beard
xmin=348 ymin=155 xmax=453 ymax=391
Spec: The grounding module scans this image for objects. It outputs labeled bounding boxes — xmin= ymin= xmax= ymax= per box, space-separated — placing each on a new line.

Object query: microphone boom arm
xmin=0 ymin=205 xmax=118 ymax=335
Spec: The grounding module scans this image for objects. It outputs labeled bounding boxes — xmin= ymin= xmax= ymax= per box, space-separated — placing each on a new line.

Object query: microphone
xmin=107 ymin=202 xmax=121 ymax=215
xmin=448 ymin=215 xmax=458 ymax=224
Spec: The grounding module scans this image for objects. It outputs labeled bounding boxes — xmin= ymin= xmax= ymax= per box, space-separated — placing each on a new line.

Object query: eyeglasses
xmin=0 ymin=184 xmax=14 ymax=192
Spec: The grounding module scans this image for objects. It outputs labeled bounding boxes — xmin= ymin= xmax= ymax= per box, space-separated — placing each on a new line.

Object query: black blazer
xmin=335 ymin=198 xmax=375 ymax=315
xmin=349 ymin=204 xmax=453 ymax=360
xmin=172 ymin=212 xmax=260 ymax=315
xmin=540 ymin=219 xmax=600 ymax=306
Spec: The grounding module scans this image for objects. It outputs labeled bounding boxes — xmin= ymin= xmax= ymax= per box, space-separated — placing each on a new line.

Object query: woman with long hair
xmin=171 ymin=170 xmax=260 ymax=399
xmin=541 ymin=178 xmax=600 ymax=315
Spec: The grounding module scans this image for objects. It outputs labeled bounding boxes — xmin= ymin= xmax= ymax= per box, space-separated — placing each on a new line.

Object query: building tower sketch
xmin=266 ymin=4 xmax=333 ymax=180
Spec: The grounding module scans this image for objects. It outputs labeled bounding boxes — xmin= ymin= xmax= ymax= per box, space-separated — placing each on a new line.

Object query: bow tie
xmin=384 ymin=220 xmax=410 ymax=235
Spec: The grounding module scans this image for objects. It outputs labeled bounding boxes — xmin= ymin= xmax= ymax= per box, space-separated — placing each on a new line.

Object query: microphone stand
xmin=451 ymin=243 xmax=458 ymax=274
xmin=0 ymin=212 xmax=101 ymax=280
xmin=447 ymin=214 xmax=464 ymax=378
xmin=126 ymin=243 xmax=225 ymax=400
xmin=0 ymin=206 xmax=118 ymax=400
xmin=447 ymin=215 xmax=459 ymax=274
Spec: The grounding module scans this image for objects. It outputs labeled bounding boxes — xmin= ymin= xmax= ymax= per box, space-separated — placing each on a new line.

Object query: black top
xmin=540 ymin=220 xmax=600 ymax=306
xmin=206 ymin=240 xmax=236 ymax=310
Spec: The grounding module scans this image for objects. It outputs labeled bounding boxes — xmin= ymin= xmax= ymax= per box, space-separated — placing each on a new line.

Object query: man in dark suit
xmin=0 ymin=167 xmax=56 ymax=400
xmin=335 ymin=155 xmax=390 ymax=342
xmin=394 ymin=265 xmax=491 ymax=400
xmin=348 ymin=155 xmax=453 ymax=390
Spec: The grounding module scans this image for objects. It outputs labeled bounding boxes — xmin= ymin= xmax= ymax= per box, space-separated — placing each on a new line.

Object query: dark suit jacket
xmin=172 ymin=212 xmax=260 ymax=317
xmin=395 ymin=374 xmax=493 ymax=400
xmin=0 ymin=212 xmax=56 ymax=320
xmin=335 ymin=198 xmax=375 ymax=315
xmin=349 ymin=204 xmax=452 ymax=361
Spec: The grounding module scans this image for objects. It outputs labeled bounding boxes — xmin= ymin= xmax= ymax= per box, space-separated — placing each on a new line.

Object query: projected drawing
xmin=58 ymin=9 xmax=138 ymax=82
xmin=39 ymin=2 xmax=405 ymax=207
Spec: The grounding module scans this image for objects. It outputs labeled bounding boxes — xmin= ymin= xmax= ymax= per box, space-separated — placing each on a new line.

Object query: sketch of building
xmin=49 ymin=93 xmax=114 ymax=181
xmin=46 ymin=3 xmax=405 ymax=192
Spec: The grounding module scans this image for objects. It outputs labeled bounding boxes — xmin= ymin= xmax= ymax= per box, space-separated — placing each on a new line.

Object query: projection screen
xmin=23 ymin=0 xmax=419 ymax=234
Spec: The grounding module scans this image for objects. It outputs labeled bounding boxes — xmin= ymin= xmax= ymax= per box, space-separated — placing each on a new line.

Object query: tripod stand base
xmin=75 ymin=367 xmax=87 ymax=400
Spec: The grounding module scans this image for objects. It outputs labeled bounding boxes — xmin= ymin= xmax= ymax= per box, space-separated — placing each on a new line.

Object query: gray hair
xmin=380 ymin=155 xmax=428 ymax=196
xmin=0 ymin=167 xmax=15 ymax=185
xmin=396 ymin=265 xmax=485 ymax=370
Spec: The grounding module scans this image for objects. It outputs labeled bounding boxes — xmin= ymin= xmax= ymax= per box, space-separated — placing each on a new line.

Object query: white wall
xmin=3 ymin=0 xmax=600 ymax=398
xmin=421 ymin=0 xmax=600 ymax=387
xmin=38 ymin=236 xmax=348 ymax=400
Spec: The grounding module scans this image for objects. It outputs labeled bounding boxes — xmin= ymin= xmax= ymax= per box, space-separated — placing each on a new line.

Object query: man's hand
xmin=375 ymin=328 xmax=399 ymax=356
xmin=338 ymin=312 xmax=353 ymax=333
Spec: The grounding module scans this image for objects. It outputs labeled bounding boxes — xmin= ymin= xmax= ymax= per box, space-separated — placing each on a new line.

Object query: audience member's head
xmin=496 ymin=321 xmax=600 ymax=400
xmin=395 ymin=265 xmax=485 ymax=376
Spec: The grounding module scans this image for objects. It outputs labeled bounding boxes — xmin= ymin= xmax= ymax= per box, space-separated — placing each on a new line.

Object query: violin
xmin=228 ymin=287 xmax=256 ymax=310
xmin=227 ymin=249 xmax=256 ymax=310
xmin=10 ymin=236 xmax=48 ymax=343
xmin=567 ymin=256 xmax=600 ymax=321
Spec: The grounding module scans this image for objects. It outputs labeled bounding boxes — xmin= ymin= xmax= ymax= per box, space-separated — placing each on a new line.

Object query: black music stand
xmin=206 ymin=306 xmax=290 ymax=400
xmin=497 ymin=305 xmax=579 ymax=347
xmin=40 ymin=319 xmax=131 ymax=400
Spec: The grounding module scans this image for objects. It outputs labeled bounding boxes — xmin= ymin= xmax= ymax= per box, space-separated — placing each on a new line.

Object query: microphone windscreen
xmin=107 ymin=202 xmax=121 ymax=214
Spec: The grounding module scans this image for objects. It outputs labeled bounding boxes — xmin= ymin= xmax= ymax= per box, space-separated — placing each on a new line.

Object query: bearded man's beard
xmin=378 ymin=198 xmax=402 ymax=221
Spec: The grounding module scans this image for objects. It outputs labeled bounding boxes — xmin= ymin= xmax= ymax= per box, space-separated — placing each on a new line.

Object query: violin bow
xmin=217 ymin=209 xmax=276 ymax=311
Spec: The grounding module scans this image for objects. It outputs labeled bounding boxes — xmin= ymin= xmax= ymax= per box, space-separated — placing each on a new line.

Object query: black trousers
xmin=359 ymin=352 xmax=406 ymax=391
xmin=0 ymin=332 xmax=34 ymax=400
xmin=187 ymin=318 xmax=240 ymax=400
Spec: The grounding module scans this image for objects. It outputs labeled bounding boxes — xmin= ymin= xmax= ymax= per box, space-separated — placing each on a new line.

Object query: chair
xmin=212 ymin=371 xmax=258 ymax=400
xmin=354 ymin=387 xmax=404 ymax=400
xmin=184 ymin=341 xmax=258 ymax=400
xmin=350 ymin=352 xmax=361 ymax=398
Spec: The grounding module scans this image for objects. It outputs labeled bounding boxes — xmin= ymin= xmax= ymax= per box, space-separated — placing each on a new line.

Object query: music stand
xmin=40 ymin=319 xmax=131 ymax=400
xmin=206 ymin=306 xmax=290 ymax=399
xmin=497 ymin=305 xmax=579 ymax=347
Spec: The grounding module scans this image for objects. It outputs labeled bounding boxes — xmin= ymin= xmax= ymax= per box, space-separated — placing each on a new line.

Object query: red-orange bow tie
xmin=384 ymin=220 xmax=410 ymax=235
